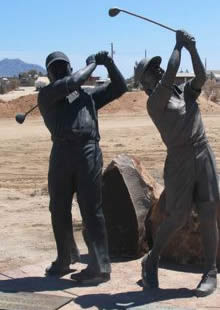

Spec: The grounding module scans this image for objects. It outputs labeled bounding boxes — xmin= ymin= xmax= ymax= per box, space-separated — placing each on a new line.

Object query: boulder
xmin=102 ymin=154 xmax=162 ymax=258
xmin=102 ymin=154 xmax=220 ymax=267
xmin=148 ymin=183 xmax=220 ymax=267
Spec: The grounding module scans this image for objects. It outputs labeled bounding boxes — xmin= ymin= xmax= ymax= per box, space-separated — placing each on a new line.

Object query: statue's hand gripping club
xmin=86 ymin=54 xmax=96 ymax=66
xmin=95 ymin=51 xmax=113 ymax=67
xmin=182 ymin=32 xmax=196 ymax=52
xmin=86 ymin=51 xmax=112 ymax=67
xmin=176 ymin=30 xmax=196 ymax=51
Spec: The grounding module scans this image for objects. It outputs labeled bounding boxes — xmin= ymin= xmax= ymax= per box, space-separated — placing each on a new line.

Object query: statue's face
xmin=47 ymin=60 xmax=72 ymax=82
xmin=141 ymin=62 xmax=164 ymax=95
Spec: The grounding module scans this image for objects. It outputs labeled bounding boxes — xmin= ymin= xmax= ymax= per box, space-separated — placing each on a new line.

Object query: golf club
xmin=15 ymin=103 xmax=39 ymax=124
xmin=109 ymin=7 xmax=176 ymax=33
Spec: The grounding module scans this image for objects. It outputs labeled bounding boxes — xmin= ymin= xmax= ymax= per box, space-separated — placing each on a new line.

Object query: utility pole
xmin=108 ymin=43 xmax=115 ymax=78
xmin=111 ymin=42 xmax=115 ymax=59
xmin=144 ymin=49 xmax=147 ymax=58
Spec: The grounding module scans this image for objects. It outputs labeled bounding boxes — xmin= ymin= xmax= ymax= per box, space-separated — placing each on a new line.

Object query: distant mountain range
xmin=0 ymin=58 xmax=46 ymax=77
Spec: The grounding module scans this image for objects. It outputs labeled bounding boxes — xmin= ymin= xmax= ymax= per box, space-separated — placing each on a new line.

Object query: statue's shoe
xmin=195 ymin=269 xmax=217 ymax=297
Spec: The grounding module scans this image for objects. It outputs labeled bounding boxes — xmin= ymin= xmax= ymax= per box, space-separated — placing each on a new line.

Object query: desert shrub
xmin=0 ymin=78 xmax=20 ymax=94
xmin=203 ymin=79 xmax=220 ymax=103
xmin=203 ymin=79 xmax=216 ymax=100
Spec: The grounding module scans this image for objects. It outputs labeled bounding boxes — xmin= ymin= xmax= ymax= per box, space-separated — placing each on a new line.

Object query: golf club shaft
xmin=117 ymin=9 xmax=176 ymax=33
xmin=25 ymin=103 xmax=39 ymax=116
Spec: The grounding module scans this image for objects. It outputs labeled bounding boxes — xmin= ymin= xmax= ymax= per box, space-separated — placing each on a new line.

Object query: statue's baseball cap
xmin=45 ymin=51 xmax=70 ymax=70
xmin=135 ymin=56 xmax=162 ymax=83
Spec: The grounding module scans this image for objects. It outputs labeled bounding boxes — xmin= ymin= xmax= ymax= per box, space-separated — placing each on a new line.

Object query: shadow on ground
xmin=0 ymin=277 xmax=75 ymax=292
xmin=74 ymin=288 xmax=195 ymax=309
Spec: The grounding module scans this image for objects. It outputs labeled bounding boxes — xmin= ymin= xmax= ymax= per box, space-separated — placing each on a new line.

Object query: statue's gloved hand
xmin=86 ymin=54 xmax=96 ymax=66
xmin=176 ymin=29 xmax=185 ymax=47
xmin=95 ymin=51 xmax=113 ymax=66
xmin=177 ymin=29 xmax=196 ymax=51
xmin=183 ymin=32 xmax=196 ymax=51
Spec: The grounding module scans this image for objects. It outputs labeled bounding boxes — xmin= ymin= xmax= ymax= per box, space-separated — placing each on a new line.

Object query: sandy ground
xmin=0 ymin=112 xmax=220 ymax=273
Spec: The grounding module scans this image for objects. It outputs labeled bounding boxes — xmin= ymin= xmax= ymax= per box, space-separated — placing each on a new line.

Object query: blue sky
xmin=1 ymin=0 xmax=219 ymax=78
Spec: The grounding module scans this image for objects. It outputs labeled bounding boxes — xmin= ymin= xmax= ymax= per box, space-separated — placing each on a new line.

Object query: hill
xmin=0 ymin=58 xmax=46 ymax=77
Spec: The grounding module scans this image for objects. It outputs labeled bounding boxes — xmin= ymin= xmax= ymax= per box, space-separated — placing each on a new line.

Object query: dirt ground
xmin=0 ymin=91 xmax=220 ymax=274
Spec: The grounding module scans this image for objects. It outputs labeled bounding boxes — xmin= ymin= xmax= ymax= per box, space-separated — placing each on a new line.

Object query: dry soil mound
xmin=0 ymin=95 xmax=38 ymax=118
xmin=1 ymin=91 xmax=220 ymax=119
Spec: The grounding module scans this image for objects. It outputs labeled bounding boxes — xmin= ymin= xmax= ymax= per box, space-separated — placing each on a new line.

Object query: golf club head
xmin=15 ymin=113 xmax=26 ymax=124
xmin=109 ymin=7 xmax=120 ymax=17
